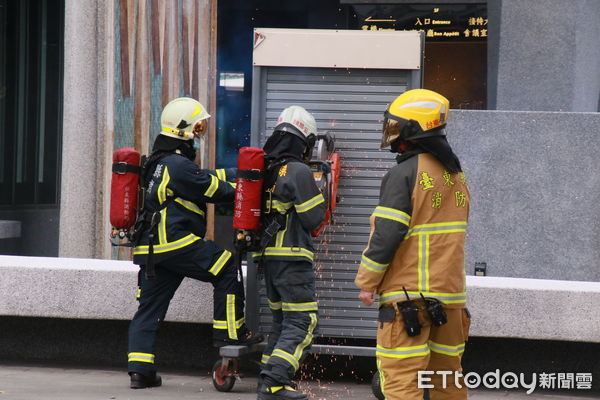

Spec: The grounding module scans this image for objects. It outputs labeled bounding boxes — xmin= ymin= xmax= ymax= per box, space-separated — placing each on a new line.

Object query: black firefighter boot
xmin=129 ymin=371 xmax=162 ymax=389
xmin=213 ymin=330 xmax=265 ymax=348
xmin=257 ymin=376 xmax=307 ymax=400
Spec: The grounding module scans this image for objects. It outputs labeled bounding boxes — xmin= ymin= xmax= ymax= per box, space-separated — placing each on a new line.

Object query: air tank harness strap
xmin=112 ymin=162 xmax=142 ymax=175
xmin=256 ymin=212 xmax=288 ymax=271
xmin=259 ymin=212 xmax=288 ymax=250
xmin=144 ymin=196 xmax=176 ymax=280
xmin=256 ymin=196 xmax=290 ymax=265
xmin=255 ymin=159 xmax=289 ymax=267
xmin=236 ymin=169 xmax=264 ymax=180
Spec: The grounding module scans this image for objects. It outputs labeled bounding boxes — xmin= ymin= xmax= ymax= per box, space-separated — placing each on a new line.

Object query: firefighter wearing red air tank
xmin=355 ymin=89 xmax=471 ymax=400
xmin=256 ymin=106 xmax=326 ymax=400
xmin=127 ymin=97 xmax=262 ymax=389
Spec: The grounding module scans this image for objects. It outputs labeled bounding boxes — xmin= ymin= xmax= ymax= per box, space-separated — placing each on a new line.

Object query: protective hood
xmin=141 ymin=135 xmax=197 ymax=187
xmin=412 ymin=136 xmax=462 ymax=173
xmin=263 ymin=131 xmax=307 ymax=165
xmin=152 ymin=134 xmax=197 ymax=161
xmin=395 ymin=147 xmax=425 ymax=164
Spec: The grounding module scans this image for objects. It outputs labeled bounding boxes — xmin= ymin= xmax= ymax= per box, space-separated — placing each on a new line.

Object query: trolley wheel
xmin=212 ymin=359 xmax=236 ymax=392
xmin=371 ymin=370 xmax=384 ymax=400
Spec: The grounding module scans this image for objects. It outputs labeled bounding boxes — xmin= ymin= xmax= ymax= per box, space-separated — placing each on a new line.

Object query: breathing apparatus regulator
xmin=109 ymin=97 xmax=210 ymax=250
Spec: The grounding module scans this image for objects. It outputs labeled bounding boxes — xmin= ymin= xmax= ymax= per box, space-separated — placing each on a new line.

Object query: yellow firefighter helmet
xmin=381 ymin=89 xmax=449 ymax=149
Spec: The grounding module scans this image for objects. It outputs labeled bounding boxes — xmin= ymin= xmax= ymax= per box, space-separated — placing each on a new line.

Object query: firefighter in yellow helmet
xmin=355 ymin=89 xmax=471 ymax=400
xmin=127 ymin=97 xmax=262 ymax=389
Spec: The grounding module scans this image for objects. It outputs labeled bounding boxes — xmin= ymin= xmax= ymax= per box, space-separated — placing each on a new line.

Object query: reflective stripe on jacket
xmin=133 ymin=153 xmax=236 ymax=265
xmin=355 ymin=153 xmax=470 ymax=308
xmin=253 ymin=160 xmax=326 ymax=263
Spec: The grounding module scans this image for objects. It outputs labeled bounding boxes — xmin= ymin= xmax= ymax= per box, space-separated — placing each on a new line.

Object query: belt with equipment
xmin=378 ymin=287 xmax=448 ymax=337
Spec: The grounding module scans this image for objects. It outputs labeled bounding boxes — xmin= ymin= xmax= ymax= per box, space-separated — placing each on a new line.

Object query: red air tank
xmin=110 ymin=147 xmax=141 ymax=230
xmin=233 ymin=147 xmax=265 ymax=230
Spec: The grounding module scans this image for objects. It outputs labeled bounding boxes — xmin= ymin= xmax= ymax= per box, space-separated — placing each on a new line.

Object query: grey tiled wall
xmin=449 ymin=110 xmax=600 ymax=281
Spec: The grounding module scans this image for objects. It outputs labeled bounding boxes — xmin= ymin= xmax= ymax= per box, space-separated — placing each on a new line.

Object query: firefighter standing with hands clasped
xmin=355 ymin=89 xmax=471 ymax=400
xmin=255 ymin=106 xmax=326 ymax=400
xmin=127 ymin=97 xmax=262 ymax=389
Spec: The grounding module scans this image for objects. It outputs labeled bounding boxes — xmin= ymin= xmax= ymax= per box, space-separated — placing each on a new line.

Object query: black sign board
xmin=351 ymin=4 xmax=487 ymax=41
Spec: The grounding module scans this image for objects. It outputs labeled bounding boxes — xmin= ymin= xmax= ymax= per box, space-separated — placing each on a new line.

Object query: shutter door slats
xmin=267 ymin=121 xmax=382 ymax=132
xmin=266 ymin=102 xmax=388 ymax=112
xmin=341 ymin=170 xmax=387 ymax=179
xmin=266 ymin=92 xmax=397 ymax=103
xmin=267 ymin=82 xmax=404 ymax=94
xmin=266 ymin=111 xmax=380 ymax=123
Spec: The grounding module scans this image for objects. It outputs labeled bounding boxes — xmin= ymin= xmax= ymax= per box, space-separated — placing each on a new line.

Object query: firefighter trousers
xmin=128 ymin=245 xmax=247 ymax=375
xmin=260 ymin=260 xmax=318 ymax=385
xmin=376 ymin=306 xmax=471 ymax=400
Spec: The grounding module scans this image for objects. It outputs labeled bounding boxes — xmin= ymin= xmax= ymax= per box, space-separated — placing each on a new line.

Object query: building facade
xmin=0 ymin=0 xmax=598 ymax=277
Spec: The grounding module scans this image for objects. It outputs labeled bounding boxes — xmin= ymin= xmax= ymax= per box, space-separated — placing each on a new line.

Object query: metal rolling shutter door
xmin=255 ymin=66 xmax=414 ymax=339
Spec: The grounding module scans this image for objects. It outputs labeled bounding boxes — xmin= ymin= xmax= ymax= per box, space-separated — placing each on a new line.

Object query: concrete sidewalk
xmin=0 ymin=365 xmax=595 ymax=400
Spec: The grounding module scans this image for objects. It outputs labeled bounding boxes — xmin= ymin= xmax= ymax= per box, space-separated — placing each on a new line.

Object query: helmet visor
xmin=380 ymin=111 xmax=407 ymax=149
xmin=193 ymin=119 xmax=208 ymax=138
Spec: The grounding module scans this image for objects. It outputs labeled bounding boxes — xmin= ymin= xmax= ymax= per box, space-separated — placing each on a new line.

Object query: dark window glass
xmin=215 ymin=1 xmax=486 ymax=173
xmin=351 ymin=3 xmax=487 ymax=109
xmin=216 ymin=0 xmax=350 ymax=169
xmin=0 ymin=0 xmax=63 ymax=206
